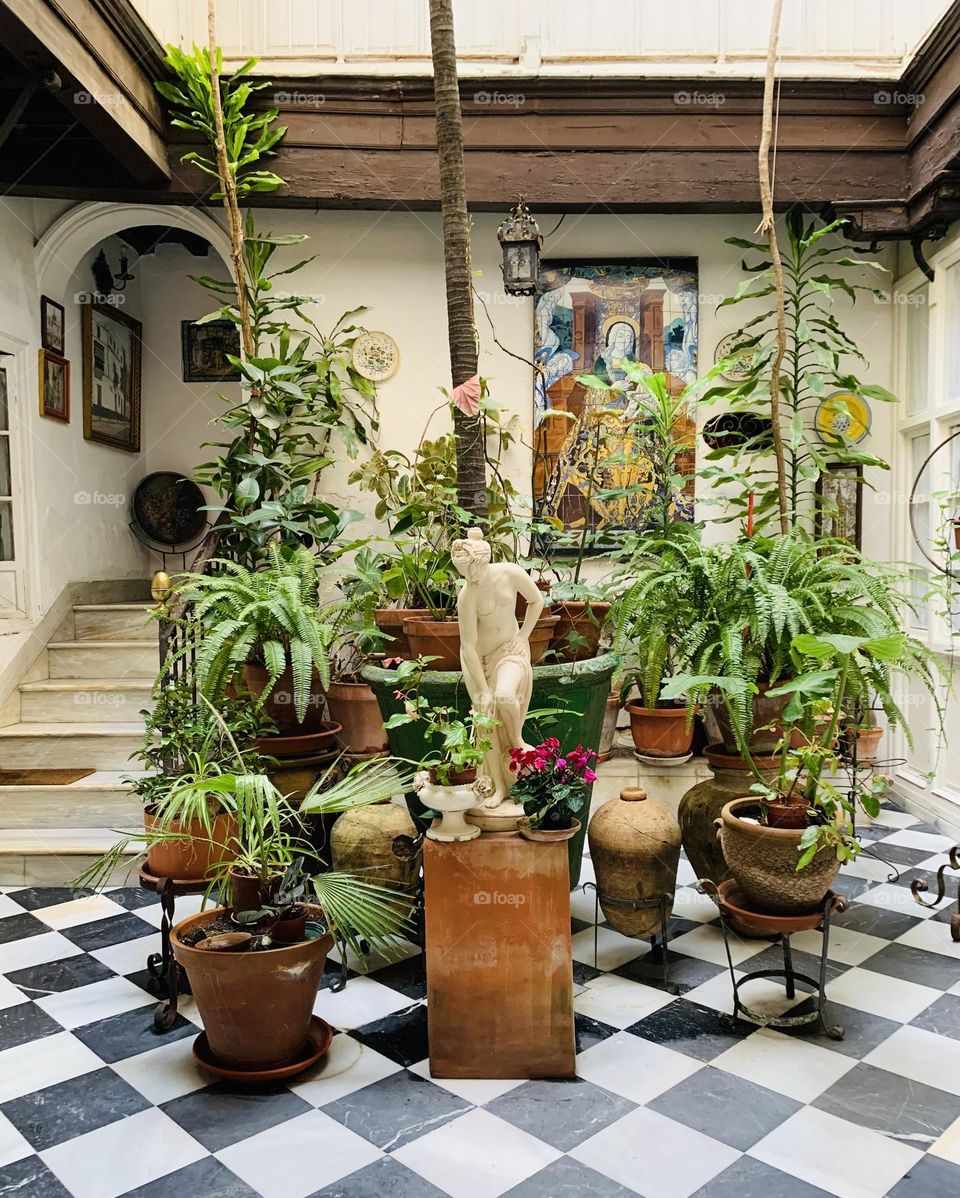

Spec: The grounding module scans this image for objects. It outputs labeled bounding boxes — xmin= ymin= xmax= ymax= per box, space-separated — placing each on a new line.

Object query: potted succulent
xmin=511 ymin=738 xmax=597 ymax=842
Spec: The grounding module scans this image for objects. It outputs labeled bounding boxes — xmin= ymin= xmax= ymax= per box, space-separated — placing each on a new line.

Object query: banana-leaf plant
xmin=701 ymin=208 xmax=897 ymax=533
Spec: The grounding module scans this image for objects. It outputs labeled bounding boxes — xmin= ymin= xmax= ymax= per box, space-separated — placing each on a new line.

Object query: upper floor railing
xmin=135 ymin=0 xmax=951 ymax=79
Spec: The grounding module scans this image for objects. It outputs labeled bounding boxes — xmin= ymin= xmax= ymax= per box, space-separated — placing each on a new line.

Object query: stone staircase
xmin=0 ymin=602 xmax=157 ymax=885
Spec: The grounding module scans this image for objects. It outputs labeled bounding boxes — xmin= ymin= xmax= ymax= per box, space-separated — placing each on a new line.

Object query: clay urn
xmin=587 ymin=786 xmax=681 ymax=938
xmin=330 ymin=798 xmax=421 ymax=899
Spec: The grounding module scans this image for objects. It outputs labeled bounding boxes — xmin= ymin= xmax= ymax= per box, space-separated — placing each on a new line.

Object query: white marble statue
xmin=452 ymin=528 xmax=545 ymax=830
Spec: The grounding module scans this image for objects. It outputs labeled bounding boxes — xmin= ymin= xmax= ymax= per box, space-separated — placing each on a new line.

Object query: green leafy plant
xmin=702 ymin=209 xmax=897 ymax=533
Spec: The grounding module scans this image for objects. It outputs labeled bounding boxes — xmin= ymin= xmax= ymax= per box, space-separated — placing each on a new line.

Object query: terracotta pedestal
xmin=423 ymin=834 xmax=575 ymax=1079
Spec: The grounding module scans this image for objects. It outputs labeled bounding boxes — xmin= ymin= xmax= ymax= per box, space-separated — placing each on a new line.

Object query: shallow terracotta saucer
xmin=192 ymin=1014 xmax=334 ymax=1082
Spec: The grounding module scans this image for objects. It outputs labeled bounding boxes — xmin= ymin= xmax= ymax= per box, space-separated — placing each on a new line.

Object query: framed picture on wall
xmin=816 ymin=462 xmax=863 ymax=548
xmin=38 ymin=348 xmax=70 ymax=423
xmin=181 ymin=319 xmax=241 ymax=382
xmin=532 ymin=257 xmax=699 ymax=549
xmin=40 ymin=296 xmax=65 ymax=355
xmin=82 ymin=302 xmax=142 ymax=452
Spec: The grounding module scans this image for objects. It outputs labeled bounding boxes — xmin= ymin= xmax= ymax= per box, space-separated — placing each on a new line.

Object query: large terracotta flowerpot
xmin=242 ymin=663 xmax=326 ymax=734
xmin=330 ymin=799 xmax=420 ymax=895
xmin=144 ymin=810 xmax=236 ymax=882
xmin=528 ymin=614 xmax=560 ymax=665
xmin=677 ymin=745 xmax=780 ymax=887
xmin=709 ymin=682 xmax=790 ymax=755
xmin=597 ymin=691 xmax=620 ymax=763
xmin=325 ymin=681 xmax=388 ymax=754
xmin=403 ymin=617 xmax=461 ymax=670
xmin=588 ymin=787 xmax=681 ymax=937
xmin=374 ymin=608 xmax=422 ymax=660
xmin=171 ymin=904 xmax=333 ymax=1070
xmin=363 ymin=653 xmax=616 ymax=887
xmin=718 ymin=797 xmax=841 ymax=915
xmin=626 ymin=703 xmax=695 ymax=759
xmin=550 ymin=601 xmax=612 ymax=663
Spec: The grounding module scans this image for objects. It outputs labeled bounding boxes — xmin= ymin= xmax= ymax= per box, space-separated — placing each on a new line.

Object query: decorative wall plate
xmin=715 ymin=332 xmax=754 ymax=382
xmin=815 ymin=391 xmax=871 ymax=445
xmin=352 ymin=331 xmax=399 ymax=382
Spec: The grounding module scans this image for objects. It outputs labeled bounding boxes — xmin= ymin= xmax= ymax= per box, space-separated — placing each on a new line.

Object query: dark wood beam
xmin=0 ymin=0 xmax=168 ymax=185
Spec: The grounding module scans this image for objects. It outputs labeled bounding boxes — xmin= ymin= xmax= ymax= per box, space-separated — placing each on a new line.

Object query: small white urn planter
xmin=415 ymin=773 xmax=482 ymax=843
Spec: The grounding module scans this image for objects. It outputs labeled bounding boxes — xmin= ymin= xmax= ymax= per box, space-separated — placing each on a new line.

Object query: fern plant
xmin=701 ymin=208 xmax=896 ymax=533
xmin=175 ymin=544 xmax=341 ymax=722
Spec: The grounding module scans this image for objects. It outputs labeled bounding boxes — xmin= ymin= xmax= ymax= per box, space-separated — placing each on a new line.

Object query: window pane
xmin=905 ymin=284 xmax=930 ymax=416
xmin=947 ymin=265 xmax=960 ymax=404
xmin=0 ymin=438 xmax=9 ymax=497
xmin=0 ymin=501 xmax=12 ymax=561
xmin=0 ymin=369 xmax=7 ymax=432
xmin=909 ymin=431 xmax=931 ymax=629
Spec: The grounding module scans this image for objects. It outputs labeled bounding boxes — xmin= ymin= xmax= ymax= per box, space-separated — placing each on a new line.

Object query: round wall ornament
xmin=352 ymin=331 xmax=400 ymax=382
xmin=815 ymin=391 xmax=872 ymax=445
xmin=714 ymin=332 xmax=755 ymax=382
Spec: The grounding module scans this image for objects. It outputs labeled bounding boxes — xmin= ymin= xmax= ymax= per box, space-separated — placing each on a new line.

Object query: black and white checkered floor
xmin=1 ymin=802 xmax=959 ymax=1198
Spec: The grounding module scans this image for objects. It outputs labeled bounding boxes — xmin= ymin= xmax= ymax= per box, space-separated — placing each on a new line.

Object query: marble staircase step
xmin=0 ymin=771 xmax=146 ymax=830
xmin=0 ymin=827 xmax=143 ymax=887
xmin=73 ymin=604 xmax=155 ymax=642
xmin=0 ymin=723 xmax=144 ymax=770
xmin=48 ymin=639 xmax=159 ymax=679
xmin=18 ymin=679 xmax=154 ymax=724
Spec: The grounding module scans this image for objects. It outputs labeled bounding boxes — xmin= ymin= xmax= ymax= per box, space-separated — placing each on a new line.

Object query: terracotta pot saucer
xmin=633 ymin=751 xmax=693 ymax=767
xmin=717 ymin=879 xmax=843 ymax=934
xmin=192 ymin=1014 xmax=334 ymax=1082
xmin=517 ymin=817 xmax=582 ymax=843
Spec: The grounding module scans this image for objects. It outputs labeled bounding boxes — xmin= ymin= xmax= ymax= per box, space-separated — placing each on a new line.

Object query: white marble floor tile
xmin=0 ymin=1111 xmax=31 ymax=1169
xmin=572 ymin=925 xmax=648 ymax=971
xmin=89 ymin=934 xmax=158 ymax=976
xmin=574 ymin=972 xmax=673 ymax=1028
xmin=0 ymin=974 xmax=28 ymax=1010
xmin=111 ymin=1036 xmax=211 ymax=1105
xmin=896 ymin=918 xmax=960 ymax=960
xmin=711 ymin=1027 xmax=855 ymax=1103
xmin=0 ymin=1031 xmax=102 ymax=1103
xmin=865 ymin=1024 xmax=960 ymax=1097
xmin=826 ymin=966 xmax=940 ymax=1022
xmin=37 ymin=975 xmax=151 ymax=1030
xmin=575 ymin=1031 xmax=703 ymax=1105
xmin=408 ymin=1059 xmax=525 ymax=1105
xmin=0 ymin=930 xmax=81 ymax=974
xmin=788 ymin=926 xmax=888 ymax=967
xmin=880 ymin=828 xmax=959 ymax=854
xmin=30 ymin=895 xmax=127 ymax=930
xmin=293 ymin=1035 xmax=403 ymax=1106
xmin=930 ymin=1114 xmax=960 ymax=1167
xmin=312 ymin=979 xmax=419 ymax=1031
xmin=670 ymin=923 xmax=766 ymax=967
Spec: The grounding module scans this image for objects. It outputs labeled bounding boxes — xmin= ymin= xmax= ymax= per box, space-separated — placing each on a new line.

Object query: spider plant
xmin=174 ymin=544 xmax=339 ymax=722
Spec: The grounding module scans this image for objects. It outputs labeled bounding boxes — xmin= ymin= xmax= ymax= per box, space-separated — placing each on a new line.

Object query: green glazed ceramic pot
xmin=362 ymin=653 xmax=616 ymax=887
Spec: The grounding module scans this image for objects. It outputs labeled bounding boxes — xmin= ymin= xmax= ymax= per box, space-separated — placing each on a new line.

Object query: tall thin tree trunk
xmin=756 ymin=0 xmax=790 ymax=536
xmin=428 ymin=0 xmax=487 ymax=520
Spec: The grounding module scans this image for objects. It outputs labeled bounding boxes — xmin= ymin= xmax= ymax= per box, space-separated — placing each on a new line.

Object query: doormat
xmin=0 ymin=768 xmax=95 ymax=785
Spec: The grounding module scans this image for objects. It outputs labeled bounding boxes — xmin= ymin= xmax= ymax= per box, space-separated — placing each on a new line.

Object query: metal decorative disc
xmin=352 ymin=331 xmax=400 ymax=382
xmin=132 ymin=472 xmax=206 ymax=547
xmin=815 ymin=392 xmax=871 ymax=445
xmin=715 ymin=332 xmax=755 ymax=382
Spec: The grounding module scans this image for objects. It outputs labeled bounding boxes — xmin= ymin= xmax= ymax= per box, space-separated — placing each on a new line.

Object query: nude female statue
xmin=451 ymin=528 xmax=545 ymax=826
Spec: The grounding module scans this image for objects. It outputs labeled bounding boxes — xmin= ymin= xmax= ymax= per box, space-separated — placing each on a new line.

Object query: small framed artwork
xmin=82 ymin=302 xmax=142 ymax=452
xmin=38 ymin=349 xmax=70 ymax=422
xmin=181 ymin=319 xmax=241 ymax=382
xmin=816 ymin=462 xmax=863 ymax=548
xmin=41 ymin=296 xmax=65 ymax=355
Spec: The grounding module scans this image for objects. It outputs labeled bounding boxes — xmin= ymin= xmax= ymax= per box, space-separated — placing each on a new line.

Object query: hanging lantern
xmin=497 ymin=197 xmax=543 ymax=296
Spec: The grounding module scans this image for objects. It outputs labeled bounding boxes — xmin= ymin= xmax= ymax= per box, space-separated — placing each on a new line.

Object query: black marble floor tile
xmin=893 ymin=867 xmax=942 ymax=894
xmin=486 ymin=1077 xmax=635 ymax=1151
xmin=735 ymin=944 xmax=847 ymax=992
xmin=5 ymin=954 xmax=116 ymax=997
xmin=649 ymin=1066 xmax=801 ymax=1150
xmin=571 ymin=916 xmax=592 ymax=936
xmin=321 ymin=1069 xmax=470 ymax=1151
xmin=887 ymin=1153 xmax=960 ymax=1198
xmin=1 ymin=1066 xmax=150 ymax=1151
xmin=692 ymin=1155 xmax=833 ymax=1197
xmin=0 ymin=911 xmax=49 ymax=944
xmin=362 ymin=954 xmax=426 ymax=1001
xmin=783 ymin=998 xmax=901 ymax=1059
xmin=613 ymin=946 xmax=724 ymax=995
xmin=5 ymin=887 xmax=92 ymax=911
xmin=932 ymin=902 xmax=960 ymax=925
xmin=308 ymin=1155 xmax=448 ymax=1197
xmin=572 ymin=960 xmax=603 ymax=986
xmin=349 ymin=1003 xmax=429 ymax=1068
xmin=118 ymin=1156 xmax=260 ymax=1197
xmin=863 ymin=943 xmax=960 ymax=990
xmin=866 ymin=843 xmax=938 ymax=868
xmin=625 ymin=999 xmax=754 ymax=1062
xmin=574 ymin=1013 xmax=618 ymax=1053
xmin=832 ymin=902 xmax=920 ymax=941
xmin=0 ymin=1001 xmax=62 ymax=1051
xmin=106 ymin=887 xmax=171 ymax=912
xmin=813 ymin=1062 xmax=960 ymax=1141
xmin=503 ymin=1156 xmax=638 ymax=1197
xmin=0 ymin=1155 xmax=71 ymax=1198
xmin=71 ymin=1003 xmax=194 ymax=1063
xmin=831 ymin=874 xmax=878 ymax=901
xmin=160 ymin=1081 xmax=311 ymax=1152
xmin=910 ymin=993 xmax=960 ymax=1040
xmin=59 ymin=912 xmax=156 ymax=952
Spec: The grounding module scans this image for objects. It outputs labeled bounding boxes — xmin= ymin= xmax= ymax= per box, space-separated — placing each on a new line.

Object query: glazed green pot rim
xmin=363 ymin=651 xmax=618 ymax=687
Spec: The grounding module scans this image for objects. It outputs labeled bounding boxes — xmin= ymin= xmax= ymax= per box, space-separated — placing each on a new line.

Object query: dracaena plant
xmin=701 ymin=208 xmax=897 ymax=533
xmin=157 ymin=46 xmax=377 ymax=566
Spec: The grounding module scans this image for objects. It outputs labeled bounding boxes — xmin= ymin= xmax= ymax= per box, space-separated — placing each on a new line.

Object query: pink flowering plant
xmin=509 ymin=739 xmax=597 ymax=830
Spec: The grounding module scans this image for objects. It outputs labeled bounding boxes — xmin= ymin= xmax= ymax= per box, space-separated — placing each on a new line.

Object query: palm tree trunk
xmin=428 ymin=0 xmax=487 ymax=520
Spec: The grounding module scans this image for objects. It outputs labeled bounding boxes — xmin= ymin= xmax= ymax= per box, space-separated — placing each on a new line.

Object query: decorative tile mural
xmin=533 ymin=258 xmax=699 ymax=544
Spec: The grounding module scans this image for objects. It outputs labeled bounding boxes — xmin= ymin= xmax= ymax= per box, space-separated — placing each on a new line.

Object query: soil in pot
xmin=325 ymin=681 xmax=388 ymax=754
xmin=243 ymin=663 xmax=326 ymax=734
xmin=764 ymin=799 xmax=810 ymax=830
xmin=718 ymin=797 xmax=840 ymax=915
xmin=626 ymin=702 xmax=696 ymax=759
xmin=428 ymin=765 xmax=477 ymax=787
xmin=144 ymin=809 xmax=236 ymax=883
xmin=403 ymin=617 xmax=461 ymax=671
xmin=374 ymin=608 xmax=422 ymax=660
xmin=171 ymin=903 xmax=334 ymax=1070
xmin=550 ymin=601 xmax=612 ymax=663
